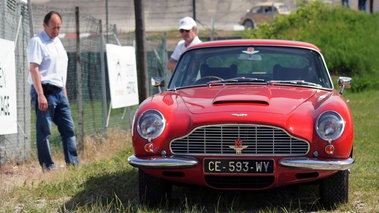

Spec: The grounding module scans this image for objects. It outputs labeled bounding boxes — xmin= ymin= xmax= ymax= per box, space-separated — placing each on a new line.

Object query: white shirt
xmin=27 ymin=30 xmax=68 ymax=88
xmin=170 ymin=36 xmax=202 ymax=61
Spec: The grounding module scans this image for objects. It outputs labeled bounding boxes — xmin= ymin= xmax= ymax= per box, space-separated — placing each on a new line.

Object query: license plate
xmin=204 ymin=159 xmax=274 ymax=174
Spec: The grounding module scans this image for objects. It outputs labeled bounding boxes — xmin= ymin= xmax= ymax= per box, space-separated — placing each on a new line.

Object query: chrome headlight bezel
xmin=316 ymin=110 xmax=345 ymax=141
xmin=136 ymin=109 xmax=166 ymax=140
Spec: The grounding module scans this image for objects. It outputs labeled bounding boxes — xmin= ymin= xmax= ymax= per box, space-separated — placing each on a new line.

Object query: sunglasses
xmin=179 ymin=29 xmax=191 ymax=33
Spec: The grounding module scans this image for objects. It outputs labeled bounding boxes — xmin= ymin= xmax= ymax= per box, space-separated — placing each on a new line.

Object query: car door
xmin=252 ymin=6 xmax=274 ymax=25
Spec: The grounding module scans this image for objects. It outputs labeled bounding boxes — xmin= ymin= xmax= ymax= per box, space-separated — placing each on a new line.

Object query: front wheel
xmin=243 ymin=20 xmax=254 ymax=29
xmin=319 ymin=170 xmax=349 ymax=209
xmin=139 ymin=168 xmax=172 ymax=206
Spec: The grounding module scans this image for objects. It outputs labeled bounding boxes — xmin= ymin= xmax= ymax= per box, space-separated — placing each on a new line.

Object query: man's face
xmin=44 ymin=14 xmax=62 ymax=39
xmin=180 ymin=28 xmax=196 ymax=43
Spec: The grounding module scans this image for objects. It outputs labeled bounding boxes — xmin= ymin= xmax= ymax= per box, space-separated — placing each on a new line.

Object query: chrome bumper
xmin=279 ymin=157 xmax=354 ymax=170
xmin=128 ymin=155 xmax=354 ymax=171
xmin=128 ymin=155 xmax=199 ymax=169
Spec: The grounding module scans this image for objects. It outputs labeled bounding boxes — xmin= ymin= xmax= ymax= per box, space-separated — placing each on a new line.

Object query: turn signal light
xmin=325 ymin=144 xmax=334 ymax=155
xmin=144 ymin=143 xmax=154 ymax=153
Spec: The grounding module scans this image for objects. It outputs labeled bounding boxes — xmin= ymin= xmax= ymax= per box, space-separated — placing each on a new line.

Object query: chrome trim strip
xmin=128 ymin=155 xmax=199 ymax=168
xmin=279 ymin=157 xmax=354 ymax=170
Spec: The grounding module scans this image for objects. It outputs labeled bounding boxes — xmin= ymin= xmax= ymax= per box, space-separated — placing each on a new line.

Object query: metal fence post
xmin=75 ymin=7 xmax=84 ymax=151
xmin=99 ymin=20 xmax=107 ymax=132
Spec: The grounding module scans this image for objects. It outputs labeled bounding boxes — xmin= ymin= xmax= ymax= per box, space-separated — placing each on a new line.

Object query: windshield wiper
xmin=208 ymin=77 xmax=266 ymax=85
xmin=268 ymin=80 xmax=322 ymax=87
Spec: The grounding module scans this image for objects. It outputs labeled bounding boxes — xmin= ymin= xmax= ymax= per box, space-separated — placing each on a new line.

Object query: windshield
xmin=168 ymin=46 xmax=333 ymax=90
xmin=278 ymin=5 xmax=290 ymax=13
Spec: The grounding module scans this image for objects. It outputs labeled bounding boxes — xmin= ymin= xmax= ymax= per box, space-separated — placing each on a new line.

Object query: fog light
xmin=144 ymin=143 xmax=154 ymax=153
xmin=325 ymin=144 xmax=334 ymax=155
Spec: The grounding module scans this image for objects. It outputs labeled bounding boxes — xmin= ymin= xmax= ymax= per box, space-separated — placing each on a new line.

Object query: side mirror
xmin=151 ymin=77 xmax=165 ymax=93
xmin=337 ymin=77 xmax=352 ymax=94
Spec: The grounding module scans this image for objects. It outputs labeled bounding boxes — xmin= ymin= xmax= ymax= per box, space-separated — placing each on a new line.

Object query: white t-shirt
xmin=170 ymin=36 xmax=202 ymax=61
xmin=27 ymin=30 xmax=68 ymax=88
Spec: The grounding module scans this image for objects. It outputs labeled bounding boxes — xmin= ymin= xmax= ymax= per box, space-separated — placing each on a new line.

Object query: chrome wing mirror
xmin=151 ymin=77 xmax=165 ymax=93
xmin=338 ymin=77 xmax=352 ymax=95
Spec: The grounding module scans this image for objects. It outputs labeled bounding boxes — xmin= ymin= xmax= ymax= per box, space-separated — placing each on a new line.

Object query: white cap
xmin=178 ymin=16 xmax=197 ymax=30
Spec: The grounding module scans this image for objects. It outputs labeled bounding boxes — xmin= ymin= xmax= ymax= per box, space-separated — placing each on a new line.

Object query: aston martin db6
xmin=128 ymin=39 xmax=354 ymax=208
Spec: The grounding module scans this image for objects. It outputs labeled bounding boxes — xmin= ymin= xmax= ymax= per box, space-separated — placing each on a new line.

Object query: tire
xmin=319 ymin=170 xmax=349 ymax=209
xmin=243 ymin=20 xmax=254 ymax=29
xmin=138 ymin=168 xmax=172 ymax=206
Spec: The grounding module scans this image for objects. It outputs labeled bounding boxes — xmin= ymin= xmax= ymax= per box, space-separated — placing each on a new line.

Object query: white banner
xmin=106 ymin=44 xmax=139 ymax=109
xmin=0 ymin=38 xmax=17 ymax=134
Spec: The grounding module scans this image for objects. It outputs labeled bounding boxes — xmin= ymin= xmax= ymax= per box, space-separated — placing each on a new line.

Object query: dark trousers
xmin=31 ymin=85 xmax=80 ymax=168
xmin=358 ymin=0 xmax=367 ymax=11
xmin=341 ymin=0 xmax=349 ymax=7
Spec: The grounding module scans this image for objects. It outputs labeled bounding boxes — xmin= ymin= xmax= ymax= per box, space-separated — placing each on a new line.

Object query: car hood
xmin=175 ymin=85 xmax=322 ymax=115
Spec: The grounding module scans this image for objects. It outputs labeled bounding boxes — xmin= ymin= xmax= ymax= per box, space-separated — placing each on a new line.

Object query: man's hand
xmin=166 ymin=58 xmax=177 ymax=72
xmin=38 ymin=94 xmax=48 ymax=111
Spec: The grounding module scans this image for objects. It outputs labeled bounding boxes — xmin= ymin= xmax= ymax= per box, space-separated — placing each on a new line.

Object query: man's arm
xmin=63 ymin=87 xmax=68 ymax=100
xmin=29 ymin=63 xmax=48 ymax=111
xmin=166 ymin=58 xmax=177 ymax=71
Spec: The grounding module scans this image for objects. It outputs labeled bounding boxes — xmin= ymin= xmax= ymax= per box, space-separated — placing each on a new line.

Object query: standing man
xmin=27 ymin=11 xmax=80 ymax=172
xmin=166 ymin=16 xmax=202 ymax=71
xmin=358 ymin=0 xmax=367 ymax=11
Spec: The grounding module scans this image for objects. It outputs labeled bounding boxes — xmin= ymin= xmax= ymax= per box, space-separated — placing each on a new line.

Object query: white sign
xmin=106 ymin=44 xmax=139 ymax=108
xmin=0 ymin=38 xmax=17 ymax=134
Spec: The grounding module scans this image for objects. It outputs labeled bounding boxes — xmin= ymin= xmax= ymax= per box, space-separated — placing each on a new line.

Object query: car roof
xmin=188 ymin=39 xmax=321 ymax=52
xmin=254 ymin=2 xmax=287 ymax=7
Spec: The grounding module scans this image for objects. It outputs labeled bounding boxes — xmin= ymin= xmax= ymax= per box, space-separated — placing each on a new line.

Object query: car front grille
xmin=170 ymin=124 xmax=309 ymax=156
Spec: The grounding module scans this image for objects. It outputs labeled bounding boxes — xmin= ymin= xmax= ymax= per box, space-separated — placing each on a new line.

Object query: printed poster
xmin=106 ymin=44 xmax=139 ymax=108
xmin=0 ymin=38 xmax=17 ymax=134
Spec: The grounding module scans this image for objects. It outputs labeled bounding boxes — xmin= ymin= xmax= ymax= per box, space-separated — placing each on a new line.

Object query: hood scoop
xmin=212 ymin=87 xmax=271 ymax=105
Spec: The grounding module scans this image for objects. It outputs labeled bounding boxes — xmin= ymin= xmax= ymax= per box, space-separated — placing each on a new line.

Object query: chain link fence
xmin=0 ymin=0 xmax=168 ymax=165
xmin=0 ymin=0 xmax=31 ymax=165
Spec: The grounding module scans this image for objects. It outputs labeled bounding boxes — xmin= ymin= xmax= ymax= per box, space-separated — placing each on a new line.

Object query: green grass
xmin=1 ymin=89 xmax=378 ymax=212
xmin=343 ymin=89 xmax=379 ymax=212
xmin=244 ymin=2 xmax=379 ymax=92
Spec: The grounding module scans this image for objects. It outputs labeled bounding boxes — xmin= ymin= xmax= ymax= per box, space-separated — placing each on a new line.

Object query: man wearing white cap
xmin=167 ymin=16 xmax=202 ymax=71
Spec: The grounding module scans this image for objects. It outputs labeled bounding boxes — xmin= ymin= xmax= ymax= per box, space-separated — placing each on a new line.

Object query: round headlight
xmin=316 ymin=111 xmax=345 ymax=141
xmin=137 ymin=110 xmax=166 ymax=140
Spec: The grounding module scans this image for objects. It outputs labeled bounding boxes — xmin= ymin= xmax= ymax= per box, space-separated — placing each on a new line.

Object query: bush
xmin=243 ymin=1 xmax=379 ymax=92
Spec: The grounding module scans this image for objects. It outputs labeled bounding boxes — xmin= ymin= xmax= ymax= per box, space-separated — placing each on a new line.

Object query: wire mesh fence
xmin=0 ymin=0 xmax=169 ymax=165
xmin=0 ymin=0 xmax=31 ymax=164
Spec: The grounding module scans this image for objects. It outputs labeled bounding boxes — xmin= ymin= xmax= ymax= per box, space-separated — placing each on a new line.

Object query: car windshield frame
xmin=168 ymin=45 xmax=333 ymax=90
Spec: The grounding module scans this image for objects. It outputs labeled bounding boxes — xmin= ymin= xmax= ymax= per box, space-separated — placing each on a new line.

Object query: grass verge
xmin=1 ymin=89 xmax=378 ymax=212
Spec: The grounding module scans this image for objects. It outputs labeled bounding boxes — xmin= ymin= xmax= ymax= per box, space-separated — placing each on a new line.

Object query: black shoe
xmin=66 ymin=162 xmax=80 ymax=168
xmin=42 ymin=163 xmax=56 ymax=173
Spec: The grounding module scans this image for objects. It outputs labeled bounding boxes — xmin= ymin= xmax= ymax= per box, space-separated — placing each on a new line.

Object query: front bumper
xmin=128 ymin=155 xmax=199 ymax=169
xmin=128 ymin=155 xmax=354 ymax=171
xmin=279 ymin=157 xmax=354 ymax=170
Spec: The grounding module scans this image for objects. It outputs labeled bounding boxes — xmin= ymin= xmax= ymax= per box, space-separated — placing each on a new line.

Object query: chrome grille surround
xmin=170 ymin=124 xmax=309 ymax=156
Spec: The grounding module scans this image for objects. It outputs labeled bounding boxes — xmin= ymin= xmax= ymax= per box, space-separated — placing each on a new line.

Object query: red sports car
xmin=128 ymin=39 xmax=354 ymax=208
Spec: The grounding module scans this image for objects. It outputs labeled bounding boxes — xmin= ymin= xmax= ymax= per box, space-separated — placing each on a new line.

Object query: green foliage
xmin=243 ymin=2 xmax=379 ymax=92
xmin=349 ymin=74 xmax=379 ymax=92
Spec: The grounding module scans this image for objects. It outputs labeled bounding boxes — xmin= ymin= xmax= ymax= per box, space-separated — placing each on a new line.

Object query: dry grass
xmin=80 ymin=129 xmax=131 ymax=163
xmin=0 ymin=129 xmax=131 ymax=209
